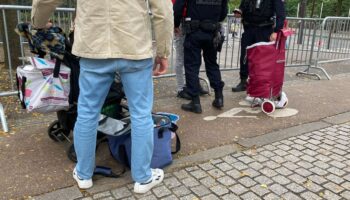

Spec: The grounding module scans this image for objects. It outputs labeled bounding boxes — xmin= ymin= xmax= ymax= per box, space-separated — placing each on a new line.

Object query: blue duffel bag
xmin=106 ymin=113 xmax=181 ymax=169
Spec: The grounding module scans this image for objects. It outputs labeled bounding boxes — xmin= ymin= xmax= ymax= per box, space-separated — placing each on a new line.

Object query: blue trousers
xmin=74 ymin=58 xmax=154 ymax=183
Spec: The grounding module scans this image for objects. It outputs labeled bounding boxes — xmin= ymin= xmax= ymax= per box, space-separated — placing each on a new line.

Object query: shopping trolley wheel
xmin=261 ymin=100 xmax=275 ymax=114
xmin=48 ymin=120 xmax=70 ymax=142
xmin=67 ymin=144 xmax=77 ymax=163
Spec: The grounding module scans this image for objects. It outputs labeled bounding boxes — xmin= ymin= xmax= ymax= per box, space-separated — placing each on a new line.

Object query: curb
xmin=237 ymin=121 xmax=331 ymax=148
xmin=238 ymin=111 xmax=350 ymax=148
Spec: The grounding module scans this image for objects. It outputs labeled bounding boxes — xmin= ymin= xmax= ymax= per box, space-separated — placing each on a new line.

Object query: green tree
xmin=228 ymin=0 xmax=241 ymax=13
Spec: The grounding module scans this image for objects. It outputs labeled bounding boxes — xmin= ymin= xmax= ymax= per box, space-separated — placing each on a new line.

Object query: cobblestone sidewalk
xmin=76 ymin=122 xmax=350 ymax=200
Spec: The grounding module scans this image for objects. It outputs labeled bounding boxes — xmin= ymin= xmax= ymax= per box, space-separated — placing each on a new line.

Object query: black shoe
xmin=177 ymin=90 xmax=191 ymax=100
xmin=232 ymin=80 xmax=247 ymax=92
xmin=181 ymin=101 xmax=202 ymax=114
xmin=212 ymin=97 xmax=224 ymax=109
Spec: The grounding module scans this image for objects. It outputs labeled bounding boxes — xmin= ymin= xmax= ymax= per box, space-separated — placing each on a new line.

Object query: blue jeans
xmin=74 ymin=58 xmax=154 ymax=183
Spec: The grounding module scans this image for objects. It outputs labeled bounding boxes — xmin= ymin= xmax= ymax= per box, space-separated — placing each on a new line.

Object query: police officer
xmin=174 ymin=0 xmax=228 ymax=114
xmin=232 ymin=0 xmax=286 ymax=92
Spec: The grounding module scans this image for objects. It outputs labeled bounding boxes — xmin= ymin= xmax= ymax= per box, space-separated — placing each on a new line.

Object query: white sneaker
xmin=73 ymin=168 xmax=93 ymax=189
xmin=134 ymin=168 xmax=164 ymax=194
xmin=275 ymin=91 xmax=288 ymax=108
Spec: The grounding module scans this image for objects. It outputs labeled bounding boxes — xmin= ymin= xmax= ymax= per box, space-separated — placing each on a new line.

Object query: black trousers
xmin=184 ymin=30 xmax=224 ymax=97
xmin=240 ymin=25 xmax=273 ymax=80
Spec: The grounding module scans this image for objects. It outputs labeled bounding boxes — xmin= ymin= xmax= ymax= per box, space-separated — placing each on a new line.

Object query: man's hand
xmin=45 ymin=19 xmax=53 ymax=29
xmin=174 ymin=27 xmax=182 ymax=37
xmin=153 ymin=56 xmax=168 ymax=76
xmin=270 ymin=32 xmax=277 ymax=41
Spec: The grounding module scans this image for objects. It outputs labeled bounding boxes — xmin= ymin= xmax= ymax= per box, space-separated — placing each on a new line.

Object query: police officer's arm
xmin=173 ymin=0 xmax=187 ymax=28
xmin=219 ymin=0 xmax=228 ymax=22
xmin=273 ymin=0 xmax=286 ymax=32
xmin=31 ymin=0 xmax=63 ymax=28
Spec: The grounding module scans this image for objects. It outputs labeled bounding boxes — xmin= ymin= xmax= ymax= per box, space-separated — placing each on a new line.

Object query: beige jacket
xmin=31 ymin=0 xmax=173 ymax=60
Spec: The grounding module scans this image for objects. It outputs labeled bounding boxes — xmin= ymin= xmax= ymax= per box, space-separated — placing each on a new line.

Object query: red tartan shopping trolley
xmin=246 ymin=22 xmax=293 ymax=114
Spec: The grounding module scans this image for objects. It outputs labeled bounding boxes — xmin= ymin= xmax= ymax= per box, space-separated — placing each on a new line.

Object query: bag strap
xmin=156 ymin=121 xmax=181 ymax=154
xmin=53 ymin=59 xmax=62 ymax=78
xmin=94 ymin=166 xmax=125 ymax=178
xmin=18 ymin=75 xmax=27 ymax=109
xmin=94 ymin=135 xmax=128 ymax=178
xmin=98 ymin=115 xmax=108 ymax=126
xmin=170 ymin=123 xmax=181 ymax=154
xmin=172 ymin=132 xmax=181 ymax=154
xmin=169 ymin=122 xmax=178 ymax=132
xmin=275 ymin=31 xmax=282 ymax=50
xmin=275 ymin=20 xmax=290 ymax=50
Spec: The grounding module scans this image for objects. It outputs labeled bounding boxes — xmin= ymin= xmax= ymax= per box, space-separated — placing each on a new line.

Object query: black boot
xmin=232 ymin=79 xmax=247 ymax=92
xmin=177 ymin=87 xmax=191 ymax=100
xmin=212 ymin=90 xmax=224 ymax=109
xmin=181 ymin=96 xmax=202 ymax=114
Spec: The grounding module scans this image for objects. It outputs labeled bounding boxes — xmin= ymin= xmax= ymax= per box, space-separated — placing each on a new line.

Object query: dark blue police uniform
xmin=232 ymin=0 xmax=286 ymax=92
xmin=174 ymin=0 xmax=228 ymax=113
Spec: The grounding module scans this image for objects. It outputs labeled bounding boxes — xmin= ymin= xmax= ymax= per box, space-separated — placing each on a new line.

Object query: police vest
xmin=241 ymin=0 xmax=274 ymax=25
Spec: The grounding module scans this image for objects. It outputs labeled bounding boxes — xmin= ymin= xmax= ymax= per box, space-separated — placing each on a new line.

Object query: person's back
xmin=31 ymin=0 xmax=173 ymax=194
xmin=32 ymin=0 xmax=173 ymax=60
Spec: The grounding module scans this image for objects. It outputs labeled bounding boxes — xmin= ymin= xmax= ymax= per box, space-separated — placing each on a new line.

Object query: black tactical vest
xmin=241 ymin=0 xmax=274 ymax=24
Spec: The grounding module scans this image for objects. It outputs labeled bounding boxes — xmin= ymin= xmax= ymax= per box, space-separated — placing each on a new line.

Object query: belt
xmin=243 ymin=20 xmax=274 ymax=27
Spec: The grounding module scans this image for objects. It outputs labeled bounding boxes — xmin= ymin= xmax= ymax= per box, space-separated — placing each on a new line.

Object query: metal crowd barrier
xmin=298 ymin=17 xmax=350 ymax=80
xmin=1 ymin=5 xmax=350 ymax=132
xmin=221 ymin=16 xmax=325 ymax=71
xmin=0 ymin=5 xmax=75 ymax=132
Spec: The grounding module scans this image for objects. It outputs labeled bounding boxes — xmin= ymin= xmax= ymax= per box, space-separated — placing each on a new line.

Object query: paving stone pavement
xmin=69 ymin=122 xmax=350 ymax=200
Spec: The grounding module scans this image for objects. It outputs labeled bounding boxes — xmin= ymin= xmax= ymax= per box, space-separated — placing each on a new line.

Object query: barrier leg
xmin=296 ymin=65 xmax=322 ymax=80
xmin=310 ymin=64 xmax=331 ymax=80
xmin=0 ymin=103 xmax=9 ymax=133
xmin=199 ymin=77 xmax=211 ymax=95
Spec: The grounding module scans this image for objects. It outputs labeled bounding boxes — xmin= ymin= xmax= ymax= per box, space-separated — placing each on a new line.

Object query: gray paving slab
xmin=48 ymin=121 xmax=350 ymax=200
xmin=33 ymin=186 xmax=83 ymax=200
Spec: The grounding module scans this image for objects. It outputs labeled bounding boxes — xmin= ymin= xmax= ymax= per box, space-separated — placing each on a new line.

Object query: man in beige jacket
xmin=31 ymin=0 xmax=173 ymax=193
